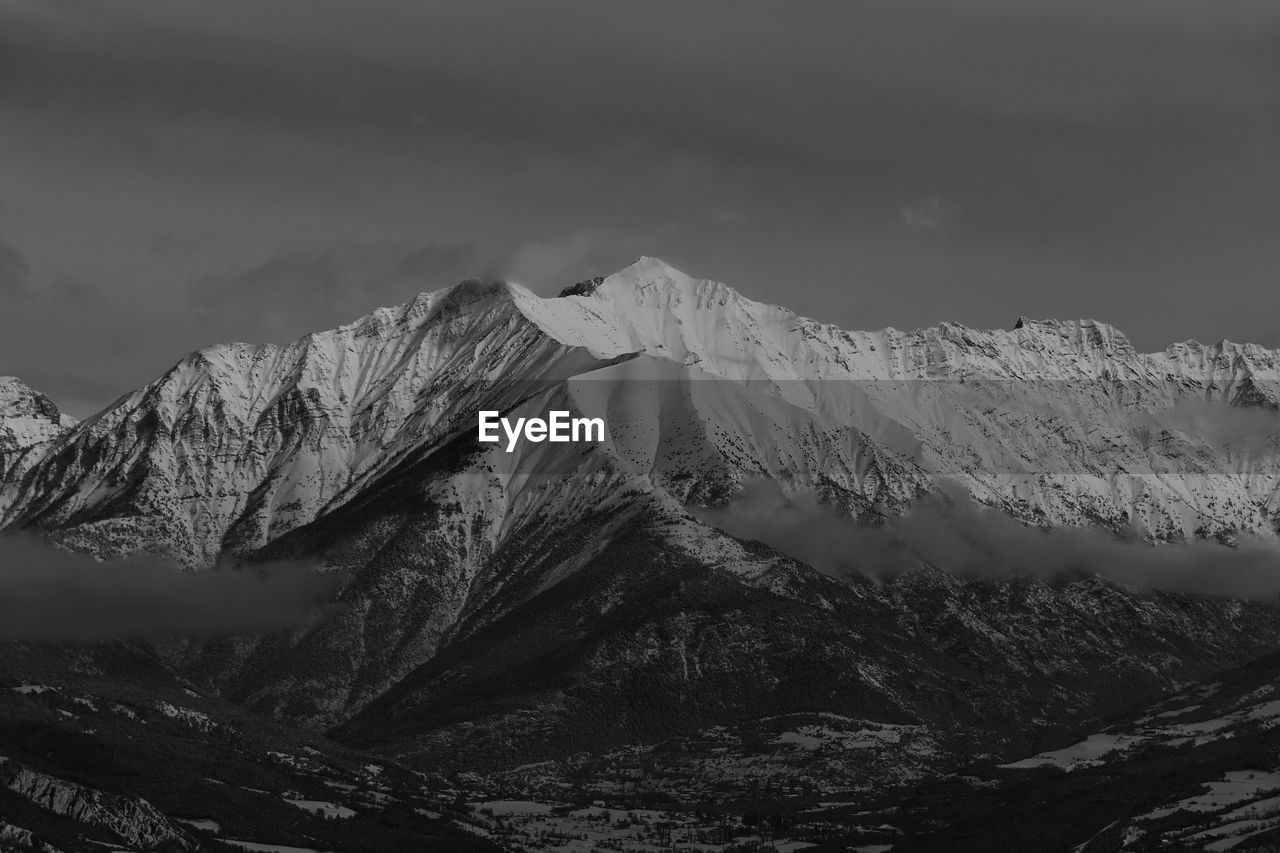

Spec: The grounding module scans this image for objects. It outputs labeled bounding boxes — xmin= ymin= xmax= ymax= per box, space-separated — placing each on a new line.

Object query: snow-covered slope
xmin=0 ymin=282 xmax=620 ymax=564
xmin=544 ymin=258 xmax=1280 ymax=541
xmin=0 ymin=267 xmax=930 ymax=568
xmin=0 ymin=376 xmax=76 ymax=499
xmin=3 ymin=258 xmax=1279 ymax=569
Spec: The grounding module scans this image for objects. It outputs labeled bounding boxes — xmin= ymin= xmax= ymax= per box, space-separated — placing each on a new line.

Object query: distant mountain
xmin=3 ymin=258 xmax=1280 ymax=850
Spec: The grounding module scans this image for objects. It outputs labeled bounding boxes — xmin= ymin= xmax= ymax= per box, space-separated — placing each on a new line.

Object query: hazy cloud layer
xmin=0 ymin=237 xmax=35 ymax=302
xmin=696 ymin=480 xmax=1280 ymax=599
xmin=899 ymin=196 xmax=952 ymax=232
xmin=485 ymin=224 xmax=686 ymax=290
xmin=13 ymin=370 xmax=126 ymax=419
xmin=191 ymin=241 xmax=476 ymax=344
xmin=0 ymin=535 xmax=344 ymax=640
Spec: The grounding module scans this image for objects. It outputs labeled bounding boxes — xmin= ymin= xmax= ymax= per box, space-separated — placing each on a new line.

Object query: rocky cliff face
xmin=0 ymin=761 xmax=194 ymax=850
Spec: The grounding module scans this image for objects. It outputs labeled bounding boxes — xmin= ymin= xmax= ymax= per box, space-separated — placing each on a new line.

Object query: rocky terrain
xmin=0 ymin=643 xmax=497 ymax=852
xmin=867 ymin=650 xmax=1280 ymax=852
xmin=2 ymin=258 xmax=1280 ymax=850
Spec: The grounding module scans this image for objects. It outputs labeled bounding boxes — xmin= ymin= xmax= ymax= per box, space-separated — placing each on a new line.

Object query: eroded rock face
xmin=0 ymin=820 xmax=43 ymax=852
xmin=1 ymin=760 xmax=193 ymax=850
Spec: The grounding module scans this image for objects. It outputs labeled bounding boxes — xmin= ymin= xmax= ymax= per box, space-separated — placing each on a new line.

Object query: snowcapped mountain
xmin=1 ymin=280 xmax=625 ymax=565
xmin=0 ymin=260 xmax=932 ymax=568
xmin=4 ymin=257 xmax=1277 ymax=567
xmin=543 ymin=258 xmax=1280 ymax=542
xmin=3 ymin=257 xmax=1280 ymax=806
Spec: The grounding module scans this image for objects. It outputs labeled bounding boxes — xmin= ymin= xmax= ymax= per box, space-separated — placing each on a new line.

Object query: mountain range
xmin=3 ymin=257 xmax=1280 ymax=852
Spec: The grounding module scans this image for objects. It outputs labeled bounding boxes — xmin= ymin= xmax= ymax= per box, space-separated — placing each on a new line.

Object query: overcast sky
xmin=2 ymin=0 xmax=1278 ymax=416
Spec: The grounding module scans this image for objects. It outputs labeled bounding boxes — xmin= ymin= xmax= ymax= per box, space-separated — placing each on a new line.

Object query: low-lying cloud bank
xmin=693 ymin=479 xmax=1280 ymax=599
xmin=0 ymin=535 xmax=344 ymax=640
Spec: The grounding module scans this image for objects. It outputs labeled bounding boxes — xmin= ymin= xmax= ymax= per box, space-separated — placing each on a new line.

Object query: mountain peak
xmin=1009 ymin=317 xmax=1135 ymax=353
xmin=0 ymin=376 xmax=68 ymax=425
xmin=0 ymin=376 xmax=76 ymax=489
xmin=612 ymin=255 xmax=696 ymax=288
xmin=630 ymin=254 xmax=687 ymax=275
xmin=558 ymin=275 xmax=606 ymax=298
xmin=557 ymin=256 xmax=696 ymax=299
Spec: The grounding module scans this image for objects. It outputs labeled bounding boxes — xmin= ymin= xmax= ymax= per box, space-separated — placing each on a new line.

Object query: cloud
xmin=45 ymin=273 xmax=105 ymax=308
xmin=13 ymin=370 xmax=126 ymax=417
xmin=899 ymin=196 xmax=952 ymax=232
xmin=0 ymin=238 xmax=103 ymax=312
xmin=486 ymin=225 xmax=681 ymax=291
xmin=190 ymin=241 xmax=476 ymax=343
xmin=0 ymin=237 xmax=138 ymax=417
xmin=0 ymin=535 xmax=344 ymax=640
xmin=694 ymin=479 xmax=1280 ymax=599
xmin=0 ymin=238 xmax=33 ymax=298
xmin=1135 ymin=396 xmax=1280 ymax=455
xmin=489 ymin=231 xmax=621 ymax=289
xmin=707 ymin=204 xmax=749 ymax=226
xmin=0 ymin=0 xmax=1276 ymax=386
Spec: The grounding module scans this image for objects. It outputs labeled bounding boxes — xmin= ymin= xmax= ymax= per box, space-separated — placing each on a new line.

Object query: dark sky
xmin=2 ymin=0 xmax=1278 ymax=416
